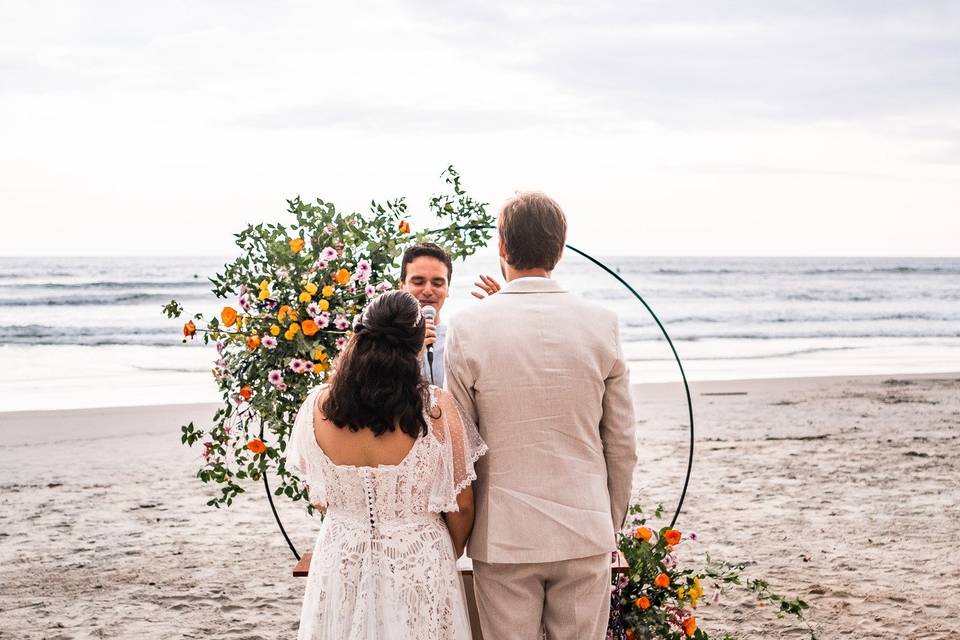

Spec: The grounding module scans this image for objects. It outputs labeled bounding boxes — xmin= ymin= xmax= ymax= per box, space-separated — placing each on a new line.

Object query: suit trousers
xmin=472 ymin=553 xmax=611 ymax=640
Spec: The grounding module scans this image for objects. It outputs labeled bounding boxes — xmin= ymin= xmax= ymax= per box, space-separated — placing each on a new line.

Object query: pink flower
xmin=316 ymin=312 xmax=330 ymax=329
xmin=320 ymin=247 xmax=337 ymax=262
xmin=202 ymin=441 xmax=215 ymax=464
xmin=364 ymin=283 xmax=376 ymax=298
xmin=712 ymin=590 xmax=721 ymax=604
xmin=376 ymin=281 xmax=392 ymax=293
xmin=289 ymin=359 xmax=308 ymax=374
xmin=238 ymin=292 xmax=251 ymax=312
xmin=354 ymin=259 xmax=371 ymax=282
xmin=333 ymin=314 xmax=349 ymax=331
xmin=663 ymin=553 xmax=678 ymax=569
xmin=307 ymin=302 xmax=321 ymax=317
xmin=687 ymin=531 xmax=699 ymax=542
xmin=313 ymin=259 xmax=328 ymax=270
xmin=262 ymin=336 xmax=277 ymax=349
xmin=347 ymin=285 xmax=356 ymax=295
xmin=268 ymin=369 xmax=284 ymax=387
xmin=302 ymin=361 xmax=315 ymax=373
xmin=335 ymin=336 xmax=348 ymax=350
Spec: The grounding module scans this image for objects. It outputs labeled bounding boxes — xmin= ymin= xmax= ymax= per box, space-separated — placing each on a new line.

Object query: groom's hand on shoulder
xmin=471 ymin=274 xmax=501 ymax=300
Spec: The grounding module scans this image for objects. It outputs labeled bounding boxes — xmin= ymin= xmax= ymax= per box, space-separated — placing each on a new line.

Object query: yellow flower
xmin=312 ymin=348 xmax=327 ymax=361
xmin=257 ymin=280 xmax=271 ymax=301
xmin=298 ymin=291 xmax=312 ymax=303
xmin=304 ymin=282 xmax=318 ymax=296
xmin=270 ymin=324 xmax=281 ymax=336
xmin=689 ymin=577 xmax=703 ymax=608
xmin=289 ymin=238 xmax=305 ymax=253
xmin=318 ymin=299 xmax=329 ymax=312
xmin=321 ymin=285 xmax=334 ymax=298
xmin=314 ymin=361 xmax=329 ymax=372
xmin=284 ymin=322 xmax=300 ymax=340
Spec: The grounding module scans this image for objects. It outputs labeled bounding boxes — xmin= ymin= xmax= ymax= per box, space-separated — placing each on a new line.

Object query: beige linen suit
xmin=444 ymin=277 xmax=637 ymax=640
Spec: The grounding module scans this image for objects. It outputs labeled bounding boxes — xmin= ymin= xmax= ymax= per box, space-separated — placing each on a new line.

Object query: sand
xmin=1 ymin=374 xmax=959 ymax=639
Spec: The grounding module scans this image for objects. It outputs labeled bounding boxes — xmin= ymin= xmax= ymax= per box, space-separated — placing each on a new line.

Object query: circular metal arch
xmin=267 ymin=235 xmax=695 ymax=561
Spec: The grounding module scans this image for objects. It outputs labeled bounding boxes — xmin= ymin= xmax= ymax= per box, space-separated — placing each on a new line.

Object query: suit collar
xmin=500 ymin=277 xmax=567 ymax=294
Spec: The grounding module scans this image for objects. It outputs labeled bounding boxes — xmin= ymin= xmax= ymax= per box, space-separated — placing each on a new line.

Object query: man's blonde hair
xmin=498 ymin=191 xmax=567 ymax=271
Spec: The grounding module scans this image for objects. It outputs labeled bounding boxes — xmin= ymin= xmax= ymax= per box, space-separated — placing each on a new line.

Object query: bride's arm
xmin=442 ymin=486 xmax=475 ymax=558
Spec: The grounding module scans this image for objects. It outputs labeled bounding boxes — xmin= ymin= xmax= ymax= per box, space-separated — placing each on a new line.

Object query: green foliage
xmin=610 ymin=505 xmax=816 ymax=640
xmin=165 ymin=167 xmax=494 ymax=509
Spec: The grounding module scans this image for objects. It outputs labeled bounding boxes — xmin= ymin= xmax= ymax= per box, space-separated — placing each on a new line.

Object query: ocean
xmin=1 ymin=255 xmax=958 ymax=411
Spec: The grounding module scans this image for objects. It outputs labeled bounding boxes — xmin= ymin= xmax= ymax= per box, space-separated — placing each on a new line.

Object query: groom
xmin=445 ymin=192 xmax=637 ymax=640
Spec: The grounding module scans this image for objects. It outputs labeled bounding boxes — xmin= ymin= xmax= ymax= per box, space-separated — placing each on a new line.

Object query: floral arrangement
xmin=163 ymin=167 xmax=494 ymax=509
xmin=608 ymin=505 xmax=815 ymax=640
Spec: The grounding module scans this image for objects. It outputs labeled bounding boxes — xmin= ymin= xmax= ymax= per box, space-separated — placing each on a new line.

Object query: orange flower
xmin=182 ymin=320 xmax=196 ymax=337
xmin=246 ymin=438 xmax=266 ymax=455
xmin=246 ymin=335 xmax=261 ymax=350
xmin=398 ymin=220 xmax=410 ymax=234
xmin=635 ymin=595 xmax=651 ymax=610
xmin=664 ymin=529 xmax=682 ymax=546
xmin=682 ymin=617 xmax=697 ymax=637
xmin=334 ymin=268 xmax=350 ymax=285
xmin=289 ymin=237 xmax=305 ymax=253
xmin=238 ymin=386 xmax=252 ymax=401
xmin=301 ymin=319 xmax=319 ymax=336
xmin=654 ymin=573 xmax=670 ymax=589
xmin=277 ymin=305 xmax=293 ymax=323
xmin=635 ymin=527 xmax=653 ymax=541
xmin=221 ymin=306 xmax=238 ymax=327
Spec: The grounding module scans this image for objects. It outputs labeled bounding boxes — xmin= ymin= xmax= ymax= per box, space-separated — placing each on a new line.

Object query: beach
xmin=2 ymin=373 xmax=958 ymax=639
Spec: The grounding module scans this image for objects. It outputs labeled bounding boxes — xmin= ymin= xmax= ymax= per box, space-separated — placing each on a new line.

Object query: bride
xmin=286 ymin=289 xmax=487 ymax=639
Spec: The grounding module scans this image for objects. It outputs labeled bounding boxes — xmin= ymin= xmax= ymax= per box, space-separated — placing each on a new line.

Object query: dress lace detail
xmin=286 ymin=385 xmax=486 ymax=640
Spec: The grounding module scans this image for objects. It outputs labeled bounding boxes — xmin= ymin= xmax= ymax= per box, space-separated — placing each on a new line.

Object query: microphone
xmin=422 ymin=305 xmax=437 ymax=384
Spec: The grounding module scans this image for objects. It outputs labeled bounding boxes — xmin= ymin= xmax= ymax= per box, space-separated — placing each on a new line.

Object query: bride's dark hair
xmin=321 ymin=290 xmax=429 ymax=438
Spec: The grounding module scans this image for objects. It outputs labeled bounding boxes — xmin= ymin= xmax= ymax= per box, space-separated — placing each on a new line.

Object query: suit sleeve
xmin=600 ymin=319 xmax=637 ymax=530
xmin=443 ymin=320 xmax=479 ymax=426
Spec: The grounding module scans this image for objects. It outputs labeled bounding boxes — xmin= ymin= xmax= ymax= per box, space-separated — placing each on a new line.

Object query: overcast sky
xmin=1 ymin=1 xmax=958 ymax=257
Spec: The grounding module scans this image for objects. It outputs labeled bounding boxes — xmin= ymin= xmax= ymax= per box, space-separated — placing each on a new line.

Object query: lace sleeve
xmin=286 ymin=386 xmax=326 ymax=507
xmin=428 ymin=388 xmax=488 ymax=513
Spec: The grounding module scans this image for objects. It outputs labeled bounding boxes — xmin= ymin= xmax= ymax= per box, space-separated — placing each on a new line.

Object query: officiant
xmin=400 ymin=242 xmax=502 ymax=386
xmin=399 ymin=243 xmax=453 ymax=386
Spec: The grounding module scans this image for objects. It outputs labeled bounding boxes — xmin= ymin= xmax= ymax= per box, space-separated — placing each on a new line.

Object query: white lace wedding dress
xmin=286 ymin=385 xmax=487 ymax=640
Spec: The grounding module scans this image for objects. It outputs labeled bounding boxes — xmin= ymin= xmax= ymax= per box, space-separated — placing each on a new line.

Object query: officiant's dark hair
xmin=400 ymin=242 xmax=453 ymax=284
xmin=321 ymin=290 xmax=430 ymax=438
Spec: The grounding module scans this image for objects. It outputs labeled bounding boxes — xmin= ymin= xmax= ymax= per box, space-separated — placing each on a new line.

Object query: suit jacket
xmin=444 ymin=276 xmax=637 ymax=564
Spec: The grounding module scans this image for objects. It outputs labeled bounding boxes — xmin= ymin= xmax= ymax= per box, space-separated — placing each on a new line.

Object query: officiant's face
xmin=400 ymin=256 xmax=450 ymax=318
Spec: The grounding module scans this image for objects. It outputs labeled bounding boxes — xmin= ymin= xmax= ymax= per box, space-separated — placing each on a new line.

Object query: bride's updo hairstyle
xmin=321 ymin=290 xmax=429 ymax=438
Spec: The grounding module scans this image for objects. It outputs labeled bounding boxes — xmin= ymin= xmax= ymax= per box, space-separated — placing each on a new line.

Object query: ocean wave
xmin=0 ymin=280 xmax=209 ymax=290
xmin=619 ymin=330 xmax=960 ymax=342
xmin=0 ymin=324 xmax=183 ymax=346
xmin=0 ymin=292 xmax=190 ymax=307
xmin=624 ymin=312 xmax=960 ymax=327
